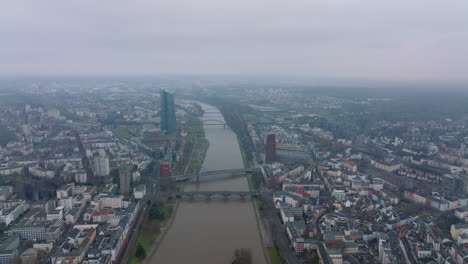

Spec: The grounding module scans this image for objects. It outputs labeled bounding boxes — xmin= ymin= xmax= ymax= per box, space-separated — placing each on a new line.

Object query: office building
xmin=265 ymin=134 xmax=276 ymax=163
xmin=7 ymin=222 xmax=46 ymax=241
xmin=160 ymin=89 xmax=177 ymax=134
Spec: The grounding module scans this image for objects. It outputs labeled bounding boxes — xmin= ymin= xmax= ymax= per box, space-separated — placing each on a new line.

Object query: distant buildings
xmin=160 ymin=89 xmax=177 ymax=134
xmin=265 ymin=134 xmax=276 ymax=163
xmin=47 ymin=109 xmax=60 ymax=119
xmin=370 ymin=158 xmax=402 ymax=172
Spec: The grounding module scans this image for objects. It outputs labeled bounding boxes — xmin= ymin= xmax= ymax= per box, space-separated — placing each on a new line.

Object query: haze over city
xmin=1 ymin=0 xmax=468 ymax=84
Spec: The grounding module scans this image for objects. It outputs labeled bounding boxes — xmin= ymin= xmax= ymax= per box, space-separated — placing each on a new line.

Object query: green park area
xmin=185 ymin=117 xmax=203 ymax=137
xmin=113 ymin=125 xmax=141 ymax=138
xmin=243 ymin=113 xmax=257 ymax=123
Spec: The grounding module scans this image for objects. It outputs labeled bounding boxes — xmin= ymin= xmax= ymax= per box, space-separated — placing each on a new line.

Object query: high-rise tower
xmin=160 ymin=90 xmax=177 ymax=134
xmin=265 ymin=134 xmax=276 ymax=163
xmin=119 ymin=163 xmax=132 ymax=195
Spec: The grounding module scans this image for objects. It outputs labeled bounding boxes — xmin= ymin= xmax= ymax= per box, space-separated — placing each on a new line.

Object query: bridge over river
xmin=169 ymin=168 xmax=259 ymax=182
xmin=187 ymin=119 xmax=228 ymax=128
xmin=172 ymin=191 xmax=259 ymax=200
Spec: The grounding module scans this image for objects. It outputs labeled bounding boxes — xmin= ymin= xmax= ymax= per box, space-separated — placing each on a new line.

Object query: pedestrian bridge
xmin=169 ymin=168 xmax=258 ymax=182
xmin=173 ymin=191 xmax=259 ymax=200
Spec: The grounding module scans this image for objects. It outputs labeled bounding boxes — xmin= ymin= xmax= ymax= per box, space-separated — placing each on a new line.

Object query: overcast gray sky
xmin=1 ymin=0 xmax=467 ymax=83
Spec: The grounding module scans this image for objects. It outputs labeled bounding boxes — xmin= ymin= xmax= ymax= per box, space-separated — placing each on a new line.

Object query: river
xmin=151 ymin=102 xmax=267 ymax=264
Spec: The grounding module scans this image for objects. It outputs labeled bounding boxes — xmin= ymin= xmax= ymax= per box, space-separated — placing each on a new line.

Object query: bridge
xmin=186 ymin=119 xmax=227 ymax=128
xmin=202 ymin=119 xmax=227 ymax=128
xmin=169 ymin=168 xmax=258 ymax=182
xmin=203 ymin=111 xmax=220 ymax=115
xmin=173 ymin=191 xmax=258 ymax=200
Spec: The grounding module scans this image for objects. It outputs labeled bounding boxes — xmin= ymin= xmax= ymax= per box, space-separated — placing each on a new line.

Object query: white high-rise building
xmin=94 ymin=156 xmax=110 ymax=177
xmin=22 ymin=124 xmax=31 ymax=137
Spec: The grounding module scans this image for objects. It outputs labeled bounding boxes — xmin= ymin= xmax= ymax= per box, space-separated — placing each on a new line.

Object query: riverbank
xmin=249 ymin=176 xmax=273 ymax=264
xmin=173 ymin=116 xmax=209 ymax=175
xmin=234 ymin=114 xmax=273 ymax=264
xmin=209 ymin=98 xmax=274 ymax=264
xmin=130 ymin=115 xmax=209 ymax=263
xmin=128 ymin=199 xmax=180 ymax=264
xmin=147 ymin=102 xmax=267 ymax=264
xmin=141 ymin=199 xmax=180 ymax=264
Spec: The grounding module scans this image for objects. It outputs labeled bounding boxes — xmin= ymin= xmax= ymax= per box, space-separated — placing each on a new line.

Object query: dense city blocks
xmin=0 ymin=80 xmax=467 ymax=264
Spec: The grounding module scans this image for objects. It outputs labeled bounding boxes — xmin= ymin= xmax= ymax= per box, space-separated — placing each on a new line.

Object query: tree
xmin=436 ymin=213 xmax=458 ymax=231
xmin=149 ymin=206 xmax=164 ymax=221
xmin=135 ymin=243 xmax=146 ymax=260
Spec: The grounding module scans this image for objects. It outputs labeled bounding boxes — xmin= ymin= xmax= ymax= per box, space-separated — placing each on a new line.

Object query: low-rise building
xmin=0 ymin=202 xmax=26 ymax=226
xmin=133 ymin=184 xmax=146 ymax=199
xmin=280 ymin=206 xmax=295 ymax=223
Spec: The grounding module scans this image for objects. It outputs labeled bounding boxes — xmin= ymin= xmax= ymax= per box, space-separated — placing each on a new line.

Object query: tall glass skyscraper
xmin=160 ymin=89 xmax=177 ymax=134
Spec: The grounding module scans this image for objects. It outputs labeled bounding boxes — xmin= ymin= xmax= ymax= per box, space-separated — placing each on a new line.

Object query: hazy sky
xmin=1 ymin=0 xmax=468 ymax=83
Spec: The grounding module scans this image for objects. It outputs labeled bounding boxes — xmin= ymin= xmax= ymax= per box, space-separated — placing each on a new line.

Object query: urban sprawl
xmin=0 ymin=80 xmax=467 ymax=264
